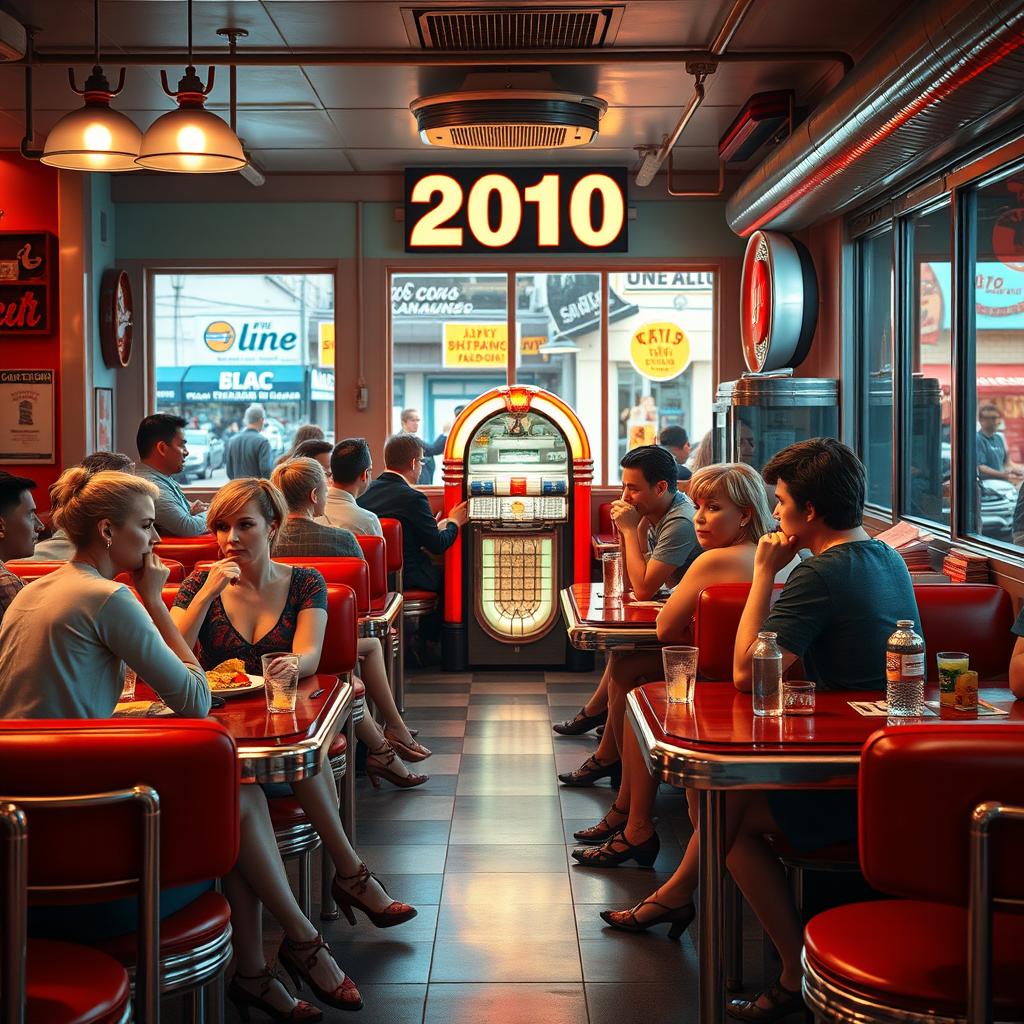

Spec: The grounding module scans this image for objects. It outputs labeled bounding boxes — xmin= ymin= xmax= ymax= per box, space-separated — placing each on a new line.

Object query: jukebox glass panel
xmin=905 ymin=203 xmax=950 ymax=528
xmin=964 ymin=167 xmax=1024 ymax=551
xmin=151 ymin=271 xmax=335 ymax=486
xmin=476 ymin=534 xmax=558 ymax=641
xmin=606 ymin=270 xmax=716 ymax=482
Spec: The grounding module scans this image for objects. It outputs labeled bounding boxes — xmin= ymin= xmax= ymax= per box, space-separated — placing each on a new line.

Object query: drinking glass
xmin=261 ymin=653 xmax=301 ymax=714
xmin=782 ymin=680 xmax=816 ymax=716
xmin=936 ymin=651 xmax=970 ymax=707
xmin=662 ymin=646 xmax=698 ymax=704
xmin=601 ymin=551 xmax=623 ymax=601
xmin=120 ymin=667 xmax=137 ymax=702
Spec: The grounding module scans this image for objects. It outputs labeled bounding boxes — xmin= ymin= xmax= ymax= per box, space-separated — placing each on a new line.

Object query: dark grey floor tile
xmin=465 ymin=719 xmax=554 ymax=737
xmin=374 ymin=872 xmax=445 ymax=905
xmin=337 ymin=984 xmax=427 ymax=1024
xmin=358 ymin=843 xmax=448 ymax=874
xmin=356 ymin=819 xmax=451 ymax=846
xmin=408 ymin=672 xmax=473 ymax=684
xmin=545 ymin=675 xmax=604 ymax=686
xmin=457 ymin=753 xmax=554 ymax=773
xmin=453 ymin=795 xmax=562 ymax=820
xmin=558 ymin=786 xmax=621 ymax=817
xmin=568 ymin=864 xmax=674 ymax=905
xmin=444 ymin=843 xmax=568 ymax=873
xmin=404 ymin=693 xmax=471 ymax=707
xmin=462 ymin=736 xmax=554 ymax=755
xmin=435 ymin=901 xmax=577 ymax=940
xmin=547 ymin=692 xmax=596 ymax=706
xmin=326 ymin=939 xmax=435 ymax=984
xmin=467 ymin=705 xmax=552 ymax=721
xmin=324 ymin=903 xmax=440 ymax=945
xmin=472 ymin=671 xmax=546 ymax=682
xmin=429 ymin=937 xmax=582 ymax=982
xmin=550 ymin=736 xmax=603 ymax=757
xmin=440 ymin=871 xmax=572 ymax=905
xmin=456 ymin=776 xmax=558 ymax=797
xmin=406 ymin=720 xmax=467 ymax=738
xmin=355 ymin=793 xmax=455 ymax=821
xmin=403 ymin=707 xmax=469 ymax=720
xmin=424 ymin=983 xmax=588 ymax=1024
xmin=406 ymin=682 xmax=473 ymax=693
xmin=411 ymin=736 xmax=464 ymax=754
xmin=470 ymin=693 xmax=550 ymax=705
xmin=579 ymin=932 xmax=698 ymax=982
xmin=586 ymin=982 xmax=698 ymax=1024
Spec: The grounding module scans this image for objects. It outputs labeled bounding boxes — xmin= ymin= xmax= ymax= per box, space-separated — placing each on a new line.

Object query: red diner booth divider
xmin=154 ymin=537 xmax=221 ymax=574
xmin=352 ymin=536 xmax=387 ymax=605
xmin=6 ymin=559 xmax=185 ymax=584
xmin=378 ymin=518 xmax=404 ymax=583
xmin=803 ymin=724 xmax=1024 ymax=1018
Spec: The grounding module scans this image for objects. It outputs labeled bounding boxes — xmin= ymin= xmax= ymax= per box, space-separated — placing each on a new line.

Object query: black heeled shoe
xmin=572 ymin=828 xmax=660 ymax=868
xmin=227 ymin=964 xmax=323 ymax=1022
xmin=277 ymin=934 xmax=363 ymax=1012
xmin=726 ymin=980 xmax=806 ymax=1021
xmin=558 ymin=755 xmax=622 ymax=788
xmin=553 ymin=706 xmax=608 ymax=736
xmin=600 ymin=897 xmax=696 ymax=939
xmin=573 ymin=802 xmax=628 ymax=844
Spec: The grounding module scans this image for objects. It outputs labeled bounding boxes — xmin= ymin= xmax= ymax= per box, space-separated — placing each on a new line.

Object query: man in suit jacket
xmin=225 ymin=403 xmax=273 ymax=479
xmin=358 ymin=433 xmax=468 ymax=593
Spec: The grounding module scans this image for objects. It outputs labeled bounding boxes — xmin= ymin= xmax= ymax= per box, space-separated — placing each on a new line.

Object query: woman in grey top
xmin=271 ymin=458 xmax=432 ymax=766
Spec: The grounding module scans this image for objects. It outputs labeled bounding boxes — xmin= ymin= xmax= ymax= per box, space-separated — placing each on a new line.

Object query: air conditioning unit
xmin=0 ymin=11 xmax=26 ymax=62
xmin=718 ymin=91 xmax=793 ymax=164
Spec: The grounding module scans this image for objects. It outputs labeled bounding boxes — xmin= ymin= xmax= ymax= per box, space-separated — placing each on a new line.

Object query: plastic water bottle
xmin=752 ymin=631 xmax=783 ymax=718
xmin=886 ymin=619 xmax=925 ymax=716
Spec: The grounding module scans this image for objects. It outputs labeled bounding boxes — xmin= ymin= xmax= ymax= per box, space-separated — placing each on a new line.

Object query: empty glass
xmin=662 ymin=646 xmax=698 ymax=704
xmin=782 ymin=680 xmax=816 ymax=716
xmin=262 ymin=653 xmax=301 ymax=714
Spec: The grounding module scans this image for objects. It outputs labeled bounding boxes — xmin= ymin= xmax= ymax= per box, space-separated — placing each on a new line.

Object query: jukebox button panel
xmin=469 ymin=496 xmax=567 ymax=522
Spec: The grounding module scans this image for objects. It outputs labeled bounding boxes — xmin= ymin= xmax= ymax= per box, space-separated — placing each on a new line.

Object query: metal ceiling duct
xmin=726 ymin=0 xmax=1024 ymax=237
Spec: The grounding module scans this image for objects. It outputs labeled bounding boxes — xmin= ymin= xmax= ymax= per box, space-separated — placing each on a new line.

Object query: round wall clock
xmin=100 ymin=268 xmax=134 ymax=368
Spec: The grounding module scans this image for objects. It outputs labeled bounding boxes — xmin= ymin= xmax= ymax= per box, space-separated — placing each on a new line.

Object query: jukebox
xmin=441 ymin=385 xmax=593 ymax=670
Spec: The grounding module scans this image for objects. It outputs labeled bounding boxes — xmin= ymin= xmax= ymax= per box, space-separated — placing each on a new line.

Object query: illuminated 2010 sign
xmin=404 ymin=167 xmax=628 ymax=254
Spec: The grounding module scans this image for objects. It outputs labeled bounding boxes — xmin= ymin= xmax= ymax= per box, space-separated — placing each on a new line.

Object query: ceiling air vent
xmin=411 ymin=91 xmax=607 ymax=149
xmin=403 ymin=6 xmax=623 ymax=50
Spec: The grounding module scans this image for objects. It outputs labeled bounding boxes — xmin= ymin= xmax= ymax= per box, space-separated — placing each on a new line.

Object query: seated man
xmin=28 ymin=452 xmax=134 ymax=560
xmin=722 ymin=438 xmax=920 ymax=1020
xmin=556 ymin=445 xmax=701 ymax=783
xmin=321 ymin=438 xmax=384 ymax=538
xmin=357 ymin=434 xmax=467 ymax=593
xmin=135 ymin=414 xmax=209 ymax=537
xmin=659 ymin=425 xmax=692 ymax=485
xmin=0 ymin=471 xmax=43 ymax=623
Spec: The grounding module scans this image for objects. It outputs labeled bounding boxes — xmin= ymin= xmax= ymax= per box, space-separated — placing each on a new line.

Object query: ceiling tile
xmin=251 ymin=147 xmax=355 ymax=173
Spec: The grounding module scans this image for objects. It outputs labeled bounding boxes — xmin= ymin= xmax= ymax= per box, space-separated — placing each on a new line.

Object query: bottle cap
xmin=896 ymin=619 xmax=915 ymax=628
xmin=756 ymin=631 xmax=778 ymax=639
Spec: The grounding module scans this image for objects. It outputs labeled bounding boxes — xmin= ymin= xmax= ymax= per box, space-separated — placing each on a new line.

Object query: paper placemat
xmin=847 ymin=699 xmax=1007 ymax=718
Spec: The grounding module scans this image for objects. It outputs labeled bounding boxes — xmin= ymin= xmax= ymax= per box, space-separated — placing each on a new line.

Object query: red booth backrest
xmin=114 ymin=559 xmax=184 ymax=586
xmin=598 ymin=502 xmax=613 ymax=534
xmin=860 ymin=724 xmax=1024 ymax=904
xmin=9 ymin=559 xmax=184 ymax=584
xmin=378 ymin=518 xmax=403 ymax=574
xmin=154 ymin=537 xmax=221 ymax=573
xmin=694 ymin=582 xmax=1015 ymax=682
xmin=208 ymin=557 xmax=371 ymax=614
xmin=353 ymin=535 xmax=387 ymax=603
xmin=0 ymin=719 xmax=238 ymax=894
xmin=321 ymin=583 xmax=358 ymax=675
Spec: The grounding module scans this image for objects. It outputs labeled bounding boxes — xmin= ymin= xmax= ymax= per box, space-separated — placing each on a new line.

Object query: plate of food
xmin=205 ymin=659 xmax=264 ymax=698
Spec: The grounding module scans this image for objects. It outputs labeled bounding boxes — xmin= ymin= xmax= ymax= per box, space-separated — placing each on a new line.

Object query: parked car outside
xmin=183 ymin=429 xmax=225 ymax=480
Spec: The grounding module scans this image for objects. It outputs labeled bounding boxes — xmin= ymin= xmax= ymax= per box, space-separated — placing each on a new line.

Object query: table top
xmin=210 ymin=673 xmax=352 ymax=784
xmin=627 ymin=682 xmax=1021 ymax=791
xmin=560 ymin=583 xmax=664 ymax=652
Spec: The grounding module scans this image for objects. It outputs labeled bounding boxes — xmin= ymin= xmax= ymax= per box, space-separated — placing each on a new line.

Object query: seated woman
xmin=270 ymin=457 xmax=430 ymax=770
xmin=572 ymin=463 xmax=784 ymax=877
xmin=0 ymin=467 xmax=356 ymax=1020
xmin=171 ymin=478 xmax=419 ymax=943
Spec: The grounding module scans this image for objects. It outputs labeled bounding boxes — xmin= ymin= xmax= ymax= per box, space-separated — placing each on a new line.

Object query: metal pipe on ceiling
xmin=726 ymin=0 xmax=1024 ymax=235
xmin=22 ymin=46 xmax=853 ymax=70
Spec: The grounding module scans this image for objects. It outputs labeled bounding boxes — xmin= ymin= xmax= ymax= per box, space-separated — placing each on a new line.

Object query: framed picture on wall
xmin=0 ymin=369 xmax=55 ymax=464
xmin=94 ymin=386 xmax=114 ymax=453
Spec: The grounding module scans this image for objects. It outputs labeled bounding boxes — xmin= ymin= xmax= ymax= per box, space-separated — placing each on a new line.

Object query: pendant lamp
xmin=136 ymin=0 xmax=245 ymax=172
xmin=41 ymin=0 xmax=141 ymax=171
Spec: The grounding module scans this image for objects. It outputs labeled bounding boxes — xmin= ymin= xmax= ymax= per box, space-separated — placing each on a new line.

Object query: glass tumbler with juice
xmin=662 ymin=646 xmax=698 ymax=704
xmin=262 ymin=653 xmax=301 ymax=714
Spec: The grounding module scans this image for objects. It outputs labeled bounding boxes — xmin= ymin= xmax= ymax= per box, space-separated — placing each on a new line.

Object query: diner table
xmin=560 ymin=583 xmax=663 ymax=651
xmin=626 ymin=682 xmax=1022 ymax=1024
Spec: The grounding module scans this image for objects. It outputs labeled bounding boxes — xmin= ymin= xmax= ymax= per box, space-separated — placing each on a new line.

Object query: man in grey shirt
xmin=135 ymin=414 xmax=209 ymax=537
xmin=226 ymin=403 xmax=273 ymax=479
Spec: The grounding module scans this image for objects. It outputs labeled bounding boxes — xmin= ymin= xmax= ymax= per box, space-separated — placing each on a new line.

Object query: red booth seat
xmin=803 ymin=724 xmax=1024 ymax=1018
xmin=693 ymin=582 xmax=1015 ymax=682
xmin=378 ymin=518 xmax=404 ymax=576
xmin=353 ymin=535 xmax=387 ymax=605
xmin=25 ymin=938 xmax=132 ymax=1024
xmin=154 ymin=537 xmax=220 ymax=573
xmin=598 ymin=502 xmax=613 ymax=535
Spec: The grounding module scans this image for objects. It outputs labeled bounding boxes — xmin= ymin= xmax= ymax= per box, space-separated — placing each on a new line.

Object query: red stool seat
xmin=404 ymin=589 xmax=437 ymax=604
xmin=97 ymin=890 xmax=231 ymax=962
xmin=268 ymin=796 xmax=308 ymax=829
xmin=804 ymin=899 xmax=1024 ymax=1015
xmin=329 ymin=733 xmax=348 ymax=758
xmin=26 ymin=938 xmax=131 ymax=1024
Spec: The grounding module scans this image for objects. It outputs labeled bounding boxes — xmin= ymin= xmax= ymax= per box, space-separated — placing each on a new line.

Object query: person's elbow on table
xmin=733 ymin=650 xmax=753 ymax=692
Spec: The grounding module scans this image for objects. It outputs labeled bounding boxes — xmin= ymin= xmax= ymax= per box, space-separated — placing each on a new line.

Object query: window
xmin=965 ymin=167 xmax=1024 ymax=552
xmin=153 ymin=272 xmax=334 ymax=483
xmin=389 ymin=268 xmax=717 ymax=485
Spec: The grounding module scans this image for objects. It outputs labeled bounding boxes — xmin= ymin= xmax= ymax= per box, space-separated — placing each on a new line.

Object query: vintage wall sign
xmin=629 ymin=322 xmax=692 ymax=381
xmin=740 ymin=230 xmax=818 ymax=373
xmin=0 ymin=369 xmax=55 ymax=463
xmin=443 ymin=323 xmax=508 ymax=369
xmin=405 ymin=167 xmax=628 ymax=254
xmin=0 ymin=233 xmax=54 ymax=336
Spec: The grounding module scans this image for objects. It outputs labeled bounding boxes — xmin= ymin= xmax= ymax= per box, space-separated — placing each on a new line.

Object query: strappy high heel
xmin=573 ymin=803 xmax=628 ymax=844
xmin=572 ymin=828 xmax=660 ymax=868
xmin=726 ymin=979 xmax=806 ymax=1021
xmin=366 ymin=740 xmax=429 ymax=789
xmin=600 ymin=897 xmax=695 ymax=939
xmin=557 ymin=754 xmax=622 ymax=788
xmin=227 ymin=963 xmax=322 ymax=1021
xmin=383 ymin=727 xmax=432 ymax=762
xmin=277 ymin=934 xmax=363 ymax=1012
xmin=332 ymin=862 xmax=418 ymax=928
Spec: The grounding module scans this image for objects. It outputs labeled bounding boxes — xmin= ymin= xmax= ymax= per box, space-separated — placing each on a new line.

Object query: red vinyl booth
xmin=153 ymin=537 xmax=221 ymax=573
xmin=378 ymin=518 xmax=404 ymax=586
xmin=693 ymin=582 xmax=1015 ymax=682
xmin=352 ymin=536 xmax=387 ymax=607
xmin=7 ymin=559 xmax=185 ymax=585
xmin=0 ymin=719 xmax=239 ymax=1021
xmin=803 ymin=724 xmax=1024 ymax=1021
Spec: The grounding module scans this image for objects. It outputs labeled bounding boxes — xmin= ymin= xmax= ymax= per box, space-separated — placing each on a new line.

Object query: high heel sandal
xmin=383 ymin=727 xmax=432 ymax=762
xmin=332 ymin=862 xmax=418 ymax=928
xmin=557 ymin=754 xmax=622 ymax=788
xmin=227 ymin=963 xmax=322 ymax=1022
xmin=726 ymin=979 xmax=806 ymax=1021
xmin=573 ymin=803 xmax=628 ymax=844
xmin=571 ymin=828 xmax=660 ymax=868
xmin=600 ymin=896 xmax=695 ymax=939
xmin=277 ymin=934 xmax=363 ymax=1012
xmin=366 ymin=740 xmax=429 ymax=789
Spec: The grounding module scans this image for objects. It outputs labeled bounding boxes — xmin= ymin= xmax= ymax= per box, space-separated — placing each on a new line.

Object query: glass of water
xmin=601 ymin=551 xmax=623 ymax=601
xmin=662 ymin=646 xmax=698 ymax=704
xmin=782 ymin=680 xmax=816 ymax=716
xmin=261 ymin=653 xmax=301 ymax=714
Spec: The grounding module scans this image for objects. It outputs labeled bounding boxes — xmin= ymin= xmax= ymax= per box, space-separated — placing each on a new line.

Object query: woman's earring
xmin=106 ymin=538 xmax=112 ymax=549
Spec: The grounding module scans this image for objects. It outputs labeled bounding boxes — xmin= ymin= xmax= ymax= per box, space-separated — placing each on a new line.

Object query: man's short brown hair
xmin=384 ymin=432 xmax=424 ymax=471
xmin=763 ymin=437 xmax=865 ymax=530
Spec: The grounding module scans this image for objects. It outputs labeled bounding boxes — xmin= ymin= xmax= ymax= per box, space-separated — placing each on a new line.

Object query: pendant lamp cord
xmin=94 ymin=0 xmax=100 ymax=64
xmin=187 ymin=0 xmax=193 ymax=65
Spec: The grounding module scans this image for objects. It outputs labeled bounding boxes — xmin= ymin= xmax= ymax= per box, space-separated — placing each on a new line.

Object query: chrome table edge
xmin=560 ymin=588 xmax=660 ymax=652
xmin=359 ymin=592 xmax=403 ymax=638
